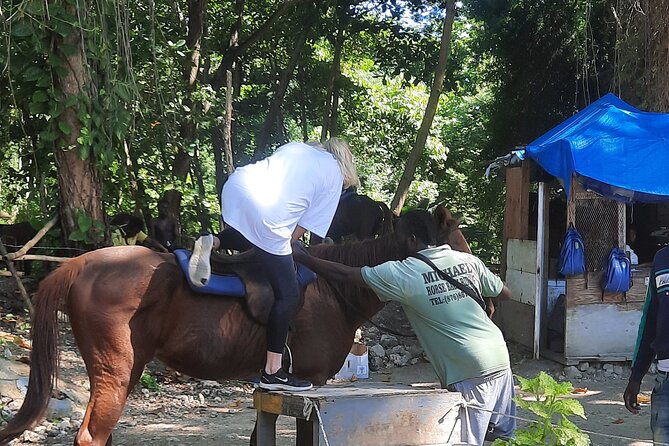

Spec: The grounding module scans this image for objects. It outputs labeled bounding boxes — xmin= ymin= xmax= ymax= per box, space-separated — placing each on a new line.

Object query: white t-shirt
xmin=221 ymin=142 xmax=343 ymax=255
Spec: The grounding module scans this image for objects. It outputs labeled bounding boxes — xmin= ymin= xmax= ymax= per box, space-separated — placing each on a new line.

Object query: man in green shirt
xmin=293 ymin=210 xmax=515 ymax=445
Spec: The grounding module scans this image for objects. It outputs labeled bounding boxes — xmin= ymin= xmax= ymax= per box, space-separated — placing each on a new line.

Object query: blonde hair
xmin=323 ymin=137 xmax=361 ymax=189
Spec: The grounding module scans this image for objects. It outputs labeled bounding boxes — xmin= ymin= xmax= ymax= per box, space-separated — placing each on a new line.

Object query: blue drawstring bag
xmin=559 ymin=224 xmax=586 ymax=277
xmin=601 ymin=247 xmax=631 ymax=293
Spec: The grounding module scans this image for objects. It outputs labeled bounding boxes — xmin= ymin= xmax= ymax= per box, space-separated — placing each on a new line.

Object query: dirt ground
xmin=0 ymin=277 xmax=658 ymax=446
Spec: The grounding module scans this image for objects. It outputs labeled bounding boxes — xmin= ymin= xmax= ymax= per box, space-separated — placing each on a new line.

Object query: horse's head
xmin=433 ymin=204 xmax=472 ymax=254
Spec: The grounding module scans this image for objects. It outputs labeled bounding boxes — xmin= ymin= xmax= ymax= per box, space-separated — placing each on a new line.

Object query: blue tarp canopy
xmin=519 ymin=93 xmax=669 ymax=203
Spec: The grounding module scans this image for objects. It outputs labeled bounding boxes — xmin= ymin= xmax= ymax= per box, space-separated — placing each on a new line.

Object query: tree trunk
xmin=210 ymin=0 xmax=243 ymax=203
xmin=320 ymin=27 xmax=345 ymax=141
xmin=255 ymin=31 xmax=308 ymax=157
xmin=53 ymin=0 xmax=105 ymax=245
xmin=176 ymin=0 xmax=208 ymax=181
xmin=223 ymin=70 xmax=235 ymax=176
xmin=211 ymin=126 xmax=226 ymax=199
xmin=191 ymin=147 xmax=212 ymax=233
xmin=299 ymin=64 xmax=309 ymax=141
xmin=390 ymin=0 xmax=457 ymax=215
xmin=645 ymin=0 xmax=669 ymax=111
xmin=328 ymin=86 xmax=340 ymax=137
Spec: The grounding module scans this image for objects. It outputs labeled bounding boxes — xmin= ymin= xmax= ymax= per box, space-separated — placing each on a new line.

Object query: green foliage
xmin=68 ymin=209 xmax=104 ymax=243
xmin=493 ymin=372 xmax=589 ymax=446
xmin=2 ymin=0 xmax=595 ymax=257
xmin=139 ymin=372 xmax=160 ymax=392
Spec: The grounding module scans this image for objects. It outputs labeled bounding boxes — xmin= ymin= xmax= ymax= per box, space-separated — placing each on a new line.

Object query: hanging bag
xmin=601 ymin=247 xmax=631 ymax=293
xmin=559 ymin=223 xmax=586 ymax=277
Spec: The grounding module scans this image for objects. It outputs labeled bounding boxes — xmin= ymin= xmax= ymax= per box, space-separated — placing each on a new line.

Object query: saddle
xmin=173 ymin=248 xmax=317 ymax=325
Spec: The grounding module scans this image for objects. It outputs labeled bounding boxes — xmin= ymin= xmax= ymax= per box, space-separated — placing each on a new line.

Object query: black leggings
xmin=216 ymin=229 xmax=299 ymax=354
xmin=218 ymin=227 xmax=253 ymax=251
xmin=256 ymin=248 xmax=300 ymax=354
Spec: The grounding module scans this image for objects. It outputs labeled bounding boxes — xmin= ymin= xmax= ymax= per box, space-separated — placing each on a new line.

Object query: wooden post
xmin=501 ymin=162 xmax=530 ymax=279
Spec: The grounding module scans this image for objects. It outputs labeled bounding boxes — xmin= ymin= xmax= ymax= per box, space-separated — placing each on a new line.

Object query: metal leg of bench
xmin=256 ymin=411 xmax=278 ymax=446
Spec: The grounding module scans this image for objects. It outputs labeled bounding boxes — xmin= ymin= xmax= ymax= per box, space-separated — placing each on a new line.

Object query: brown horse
xmin=434 ymin=204 xmax=471 ymax=254
xmin=0 ymin=209 xmax=468 ymax=446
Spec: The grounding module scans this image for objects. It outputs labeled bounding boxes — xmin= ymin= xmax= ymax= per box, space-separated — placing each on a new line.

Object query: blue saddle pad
xmin=173 ymin=249 xmax=317 ymax=296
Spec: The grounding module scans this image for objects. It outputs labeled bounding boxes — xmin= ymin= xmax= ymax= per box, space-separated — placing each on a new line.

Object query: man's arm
xmin=624 ymin=283 xmax=658 ymax=414
xmin=292 ymin=242 xmax=368 ymax=287
xmin=143 ymin=236 xmax=169 ymax=253
xmin=496 ymin=284 xmax=512 ymax=301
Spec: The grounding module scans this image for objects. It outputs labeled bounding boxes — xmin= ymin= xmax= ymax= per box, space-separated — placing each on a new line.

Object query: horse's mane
xmin=307 ymin=235 xmax=405 ymax=322
xmin=308 ymin=233 xmax=402 ymax=267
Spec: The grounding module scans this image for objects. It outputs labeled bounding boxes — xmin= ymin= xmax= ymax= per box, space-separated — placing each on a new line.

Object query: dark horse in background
xmin=310 ymin=190 xmax=394 ymax=245
xmin=0 ymin=222 xmax=38 ymax=275
xmin=0 ymin=208 xmax=470 ymax=446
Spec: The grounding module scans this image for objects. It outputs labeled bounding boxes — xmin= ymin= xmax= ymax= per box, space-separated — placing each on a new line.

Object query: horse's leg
xmin=73 ymin=329 xmax=151 ymax=446
xmin=74 ymin=358 xmax=146 ymax=446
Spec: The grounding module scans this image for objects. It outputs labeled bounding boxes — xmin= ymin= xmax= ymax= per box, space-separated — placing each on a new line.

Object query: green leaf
xmin=11 ymin=22 xmax=33 ymax=37
xmin=29 ymin=102 xmax=47 ymax=115
xmin=78 ymin=144 xmax=90 ymax=160
xmin=36 ymin=74 xmax=52 ymax=88
xmin=40 ymin=129 xmax=59 ymax=142
xmin=50 ymin=101 xmax=65 ymax=119
xmin=550 ymin=399 xmax=586 ymax=419
xmin=77 ymin=212 xmax=92 ymax=232
xmin=54 ymin=20 xmax=72 ymax=38
xmin=68 ymin=230 xmax=85 ymax=241
xmin=32 ymin=90 xmax=49 ymax=103
xmin=58 ymin=121 xmax=73 ymax=135
xmin=23 ymin=66 xmax=43 ymax=82
xmin=113 ymin=84 xmax=132 ymax=101
xmin=65 ymin=95 xmax=79 ymax=108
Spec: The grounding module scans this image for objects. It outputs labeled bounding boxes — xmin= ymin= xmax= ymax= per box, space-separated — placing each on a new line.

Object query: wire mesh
xmin=575 ymin=194 xmax=620 ymax=272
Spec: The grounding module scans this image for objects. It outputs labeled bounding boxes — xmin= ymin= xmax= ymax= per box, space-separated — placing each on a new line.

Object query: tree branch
xmin=210 ymin=0 xmax=303 ymax=90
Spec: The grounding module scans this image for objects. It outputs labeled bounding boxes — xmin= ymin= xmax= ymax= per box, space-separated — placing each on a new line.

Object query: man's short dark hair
xmin=111 ymin=213 xmax=145 ymax=232
xmin=397 ymin=210 xmax=437 ymax=246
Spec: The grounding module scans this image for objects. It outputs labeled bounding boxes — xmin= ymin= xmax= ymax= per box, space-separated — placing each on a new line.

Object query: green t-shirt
xmin=361 ymin=246 xmax=510 ymax=386
xmin=111 ymin=228 xmax=148 ymax=246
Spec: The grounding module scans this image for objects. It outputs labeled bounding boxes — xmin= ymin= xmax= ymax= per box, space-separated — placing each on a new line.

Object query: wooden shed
xmin=495 ymin=161 xmax=649 ymax=365
xmin=489 ymin=94 xmax=669 ymax=364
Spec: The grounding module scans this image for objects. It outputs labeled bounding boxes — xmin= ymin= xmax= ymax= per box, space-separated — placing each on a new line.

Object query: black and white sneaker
xmin=258 ymin=368 xmax=313 ymax=391
xmin=188 ymin=234 xmax=213 ymax=287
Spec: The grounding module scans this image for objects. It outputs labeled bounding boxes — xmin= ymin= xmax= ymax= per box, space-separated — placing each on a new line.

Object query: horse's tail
xmin=377 ymin=201 xmax=394 ymax=237
xmin=0 ymin=258 xmax=84 ymax=445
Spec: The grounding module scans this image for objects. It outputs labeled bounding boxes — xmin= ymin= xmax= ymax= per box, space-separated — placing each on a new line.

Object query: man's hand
xmin=485 ymin=298 xmax=495 ymax=319
xmin=623 ymin=380 xmax=642 ymax=414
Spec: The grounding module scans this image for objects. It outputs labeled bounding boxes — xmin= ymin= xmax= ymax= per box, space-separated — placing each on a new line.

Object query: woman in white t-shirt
xmin=189 ymin=138 xmax=359 ymax=391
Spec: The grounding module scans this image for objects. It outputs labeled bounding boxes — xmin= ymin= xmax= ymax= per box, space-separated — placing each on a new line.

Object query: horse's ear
xmin=434 ymin=205 xmax=456 ymax=229
xmin=434 ymin=204 xmax=452 ymax=220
